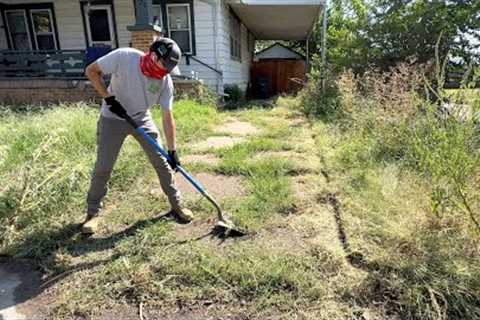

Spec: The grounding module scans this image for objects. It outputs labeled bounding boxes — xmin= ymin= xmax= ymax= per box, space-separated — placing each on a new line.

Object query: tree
xmin=301 ymin=0 xmax=480 ymax=74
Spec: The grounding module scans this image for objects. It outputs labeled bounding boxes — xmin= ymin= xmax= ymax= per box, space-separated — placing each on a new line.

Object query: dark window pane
xmin=6 ymin=11 xmax=31 ymax=50
xmin=168 ymin=6 xmax=189 ymax=29
xmin=171 ymin=30 xmax=190 ymax=53
xmin=37 ymin=34 xmax=55 ymax=50
xmin=152 ymin=5 xmax=162 ymax=27
xmin=32 ymin=11 xmax=52 ymax=33
xmin=6 ymin=12 xmax=27 ymax=33
xmin=13 ymin=34 xmax=30 ymax=50
xmin=89 ymin=10 xmax=111 ymax=41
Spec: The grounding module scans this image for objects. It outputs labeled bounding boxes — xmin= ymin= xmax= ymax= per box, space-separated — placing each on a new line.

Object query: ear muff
xmin=150 ymin=41 xmax=172 ymax=59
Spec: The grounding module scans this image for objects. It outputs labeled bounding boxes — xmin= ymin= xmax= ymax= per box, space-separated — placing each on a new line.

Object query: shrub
xmin=224 ymin=84 xmax=244 ymax=102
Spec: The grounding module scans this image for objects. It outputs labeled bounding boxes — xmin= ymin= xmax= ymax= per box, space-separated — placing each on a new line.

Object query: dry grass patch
xmin=215 ymin=121 xmax=260 ymax=136
xmin=192 ymin=136 xmax=245 ymax=151
xmin=182 ymin=154 xmax=220 ymax=166
xmin=173 ymin=173 xmax=246 ymax=199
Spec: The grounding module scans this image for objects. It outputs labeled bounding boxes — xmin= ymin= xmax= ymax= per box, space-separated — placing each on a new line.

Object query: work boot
xmin=81 ymin=212 xmax=102 ymax=235
xmin=174 ymin=207 xmax=194 ymax=223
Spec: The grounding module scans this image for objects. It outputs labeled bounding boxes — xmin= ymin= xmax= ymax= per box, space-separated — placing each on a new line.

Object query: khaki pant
xmin=86 ymin=115 xmax=182 ymax=215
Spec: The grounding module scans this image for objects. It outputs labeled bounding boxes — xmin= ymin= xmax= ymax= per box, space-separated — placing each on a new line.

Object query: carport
xmin=226 ymin=0 xmax=326 ymax=97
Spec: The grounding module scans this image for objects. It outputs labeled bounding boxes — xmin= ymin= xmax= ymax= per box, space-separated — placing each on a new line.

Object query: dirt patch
xmin=149 ymin=173 xmax=246 ymax=200
xmin=291 ymin=174 xmax=325 ymax=207
xmin=182 ymin=154 xmax=220 ymax=166
xmin=252 ymin=225 xmax=310 ymax=256
xmin=215 ymin=121 xmax=260 ymax=136
xmin=192 ymin=136 xmax=245 ymax=151
xmin=176 ymin=173 xmax=245 ymax=198
xmin=90 ymin=302 xmax=252 ymax=320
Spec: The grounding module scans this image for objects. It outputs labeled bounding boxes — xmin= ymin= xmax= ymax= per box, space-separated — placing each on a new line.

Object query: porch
xmin=0 ymin=49 xmax=203 ymax=105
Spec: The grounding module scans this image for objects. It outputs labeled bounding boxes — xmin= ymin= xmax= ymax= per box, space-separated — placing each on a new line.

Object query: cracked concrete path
xmin=0 ymin=266 xmax=26 ymax=320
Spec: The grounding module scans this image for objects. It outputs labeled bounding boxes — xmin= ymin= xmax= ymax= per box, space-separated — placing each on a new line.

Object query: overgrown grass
xmin=4 ymin=78 xmax=479 ymax=319
xmin=305 ymin=65 xmax=480 ymax=319
xmin=1 ymin=99 xmax=335 ymax=318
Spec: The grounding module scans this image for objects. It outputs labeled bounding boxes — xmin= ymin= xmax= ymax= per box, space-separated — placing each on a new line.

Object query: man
xmin=82 ymin=37 xmax=193 ymax=234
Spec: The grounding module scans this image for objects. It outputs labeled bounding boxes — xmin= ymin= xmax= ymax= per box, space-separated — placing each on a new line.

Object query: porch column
xmin=127 ymin=0 xmax=163 ymax=52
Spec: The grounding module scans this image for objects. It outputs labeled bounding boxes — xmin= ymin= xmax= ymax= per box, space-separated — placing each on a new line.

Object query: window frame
xmin=152 ymin=0 xmax=196 ymax=56
xmin=4 ymin=9 xmax=33 ymax=50
xmin=1 ymin=3 xmax=60 ymax=51
xmin=166 ymin=3 xmax=193 ymax=55
xmin=29 ymin=8 xmax=58 ymax=50
xmin=152 ymin=3 xmax=163 ymax=30
xmin=230 ymin=11 xmax=241 ymax=62
xmin=83 ymin=4 xmax=116 ymax=47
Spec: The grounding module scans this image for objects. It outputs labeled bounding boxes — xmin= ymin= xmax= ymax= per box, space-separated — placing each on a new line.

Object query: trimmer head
xmin=212 ymin=216 xmax=248 ymax=238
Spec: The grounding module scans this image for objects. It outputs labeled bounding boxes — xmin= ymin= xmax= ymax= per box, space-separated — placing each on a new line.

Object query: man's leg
xmin=86 ymin=116 xmax=129 ymax=217
xmin=131 ymin=116 xmax=192 ymax=221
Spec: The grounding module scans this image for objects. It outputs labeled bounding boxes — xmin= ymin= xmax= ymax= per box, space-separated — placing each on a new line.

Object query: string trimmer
xmin=122 ymin=112 xmax=247 ymax=238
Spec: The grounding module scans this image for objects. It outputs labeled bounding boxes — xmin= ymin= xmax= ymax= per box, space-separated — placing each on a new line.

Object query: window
xmin=30 ymin=9 xmax=57 ymax=50
xmin=5 ymin=10 xmax=32 ymax=50
xmin=2 ymin=4 xmax=59 ymax=51
xmin=152 ymin=5 xmax=163 ymax=29
xmin=167 ymin=4 xmax=192 ymax=54
xmin=83 ymin=4 xmax=117 ymax=48
xmin=152 ymin=3 xmax=163 ymax=29
xmin=230 ymin=13 xmax=241 ymax=61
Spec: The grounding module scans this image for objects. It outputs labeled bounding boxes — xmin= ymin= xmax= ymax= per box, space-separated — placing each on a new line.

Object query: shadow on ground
xmin=1 ymin=210 xmax=245 ymax=317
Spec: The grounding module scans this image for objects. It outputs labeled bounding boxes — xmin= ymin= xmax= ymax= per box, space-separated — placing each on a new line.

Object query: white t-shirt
xmin=96 ymin=47 xmax=174 ymax=120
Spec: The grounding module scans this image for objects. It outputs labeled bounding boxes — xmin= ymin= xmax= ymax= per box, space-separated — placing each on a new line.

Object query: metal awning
xmin=227 ymin=0 xmax=324 ymax=40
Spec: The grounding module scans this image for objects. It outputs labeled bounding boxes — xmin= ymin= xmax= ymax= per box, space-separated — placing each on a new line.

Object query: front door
xmin=84 ymin=4 xmax=116 ymax=48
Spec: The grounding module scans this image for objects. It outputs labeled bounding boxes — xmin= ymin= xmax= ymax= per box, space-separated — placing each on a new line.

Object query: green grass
xmin=1 ymin=99 xmax=327 ymax=318
xmin=2 ymin=90 xmax=480 ymax=319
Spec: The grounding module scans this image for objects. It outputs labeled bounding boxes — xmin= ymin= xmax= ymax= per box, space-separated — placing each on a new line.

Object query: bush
xmin=224 ymin=84 xmax=244 ymax=102
xmin=298 ymin=72 xmax=341 ymax=119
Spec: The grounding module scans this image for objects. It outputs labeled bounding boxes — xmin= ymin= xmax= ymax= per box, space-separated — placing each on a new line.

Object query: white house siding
xmin=0 ymin=0 xmax=134 ymax=50
xmin=217 ymin=0 xmax=253 ymax=92
xmin=174 ymin=0 xmax=219 ymax=89
xmin=54 ymin=0 xmax=86 ymax=49
xmin=114 ymin=0 xmax=135 ymax=47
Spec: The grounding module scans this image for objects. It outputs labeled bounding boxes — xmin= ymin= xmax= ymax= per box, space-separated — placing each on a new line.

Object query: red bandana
xmin=140 ymin=52 xmax=168 ymax=80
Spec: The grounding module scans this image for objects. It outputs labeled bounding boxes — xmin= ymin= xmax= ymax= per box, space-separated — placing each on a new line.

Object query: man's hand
xmin=167 ymin=150 xmax=180 ymax=170
xmin=105 ymin=96 xmax=127 ymax=118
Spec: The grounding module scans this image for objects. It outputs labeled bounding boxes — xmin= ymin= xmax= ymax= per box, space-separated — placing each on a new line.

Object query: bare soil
xmin=182 ymin=154 xmax=220 ymax=166
xmin=214 ymin=121 xmax=260 ymax=136
xmin=192 ymin=136 xmax=245 ymax=151
xmin=175 ymin=173 xmax=246 ymax=198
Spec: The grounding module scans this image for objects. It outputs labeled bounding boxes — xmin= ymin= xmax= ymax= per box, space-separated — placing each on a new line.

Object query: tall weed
xmin=301 ymin=62 xmax=480 ymax=318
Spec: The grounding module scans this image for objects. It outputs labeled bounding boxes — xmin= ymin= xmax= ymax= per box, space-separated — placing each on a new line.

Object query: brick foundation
xmin=0 ymin=79 xmax=100 ymax=106
xmin=0 ymin=78 xmax=204 ymax=106
xmin=130 ymin=29 xmax=162 ymax=52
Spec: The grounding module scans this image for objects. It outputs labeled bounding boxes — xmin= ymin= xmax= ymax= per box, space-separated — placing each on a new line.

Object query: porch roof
xmin=227 ymin=0 xmax=324 ymax=40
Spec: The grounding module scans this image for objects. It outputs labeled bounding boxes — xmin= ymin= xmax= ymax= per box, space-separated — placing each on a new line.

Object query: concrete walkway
xmin=0 ymin=266 xmax=26 ymax=320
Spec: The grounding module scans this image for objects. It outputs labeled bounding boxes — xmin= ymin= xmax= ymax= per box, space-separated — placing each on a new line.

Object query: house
xmin=255 ymin=43 xmax=305 ymax=61
xmin=251 ymin=42 xmax=306 ymax=97
xmin=0 ymin=0 xmax=323 ymax=104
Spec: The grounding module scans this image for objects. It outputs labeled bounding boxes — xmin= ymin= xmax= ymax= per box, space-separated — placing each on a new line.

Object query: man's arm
xmin=85 ymin=63 xmax=110 ymax=99
xmin=162 ymin=109 xmax=176 ymax=151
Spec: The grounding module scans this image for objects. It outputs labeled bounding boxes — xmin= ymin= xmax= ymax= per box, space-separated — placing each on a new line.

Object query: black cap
xmin=149 ymin=37 xmax=182 ymax=73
